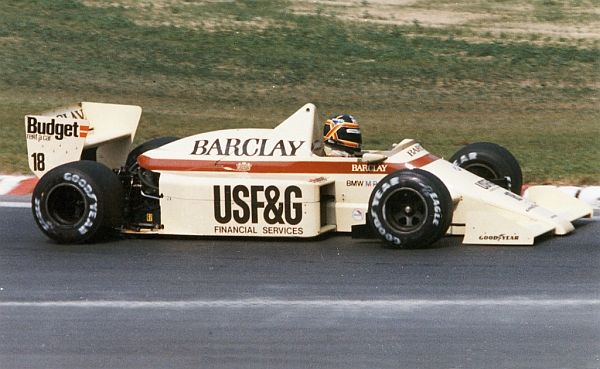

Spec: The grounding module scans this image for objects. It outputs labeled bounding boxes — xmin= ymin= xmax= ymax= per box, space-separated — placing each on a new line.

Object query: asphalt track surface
xmin=1 ymin=197 xmax=599 ymax=369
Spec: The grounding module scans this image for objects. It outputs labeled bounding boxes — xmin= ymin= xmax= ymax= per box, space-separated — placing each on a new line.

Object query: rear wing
xmin=25 ymin=102 xmax=142 ymax=177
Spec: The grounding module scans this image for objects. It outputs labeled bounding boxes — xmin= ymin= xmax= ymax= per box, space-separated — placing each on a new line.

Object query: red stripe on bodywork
xmin=79 ymin=125 xmax=89 ymax=138
xmin=138 ymin=154 xmax=438 ymax=174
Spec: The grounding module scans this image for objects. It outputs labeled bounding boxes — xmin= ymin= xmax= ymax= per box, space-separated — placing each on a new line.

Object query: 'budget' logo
xmin=26 ymin=117 xmax=89 ymax=140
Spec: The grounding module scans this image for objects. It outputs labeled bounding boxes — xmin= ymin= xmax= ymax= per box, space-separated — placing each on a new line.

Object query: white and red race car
xmin=25 ymin=102 xmax=592 ymax=247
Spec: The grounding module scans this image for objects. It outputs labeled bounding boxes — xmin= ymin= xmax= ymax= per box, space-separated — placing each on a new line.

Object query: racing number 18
xmin=31 ymin=152 xmax=45 ymax=171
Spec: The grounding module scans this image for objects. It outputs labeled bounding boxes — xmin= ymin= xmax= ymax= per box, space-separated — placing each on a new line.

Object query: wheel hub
xmin=383 ymin=187 xmax=428 ymax=234
xmin=46 ymin=183 xmax=87 ymax=226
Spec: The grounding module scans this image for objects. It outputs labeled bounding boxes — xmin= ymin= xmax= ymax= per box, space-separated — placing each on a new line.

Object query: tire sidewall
xmin=126 ymin=136 xmax=179 ymax=169
xmin=450 ymin=142 xmax=523 ymax=194
xmin=368 ymin=169 xmax=451 ymax=249
xmin=32 ymin=161 xmax=121 ymax=243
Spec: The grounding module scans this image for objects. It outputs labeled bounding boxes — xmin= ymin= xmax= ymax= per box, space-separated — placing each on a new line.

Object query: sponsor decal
xmin=370 ymin=175 xmax=403 ymax=245
xmin=454 ymin=152 xmax=477 ymax=166
xmin=213 ymin=225 xmax=304 ymax=235
xmin=63 ymin=172 xmax=99 ymax=235
xmin=351 ymin=163 xmax=388 ymax=173
xmin=346 ymin=179 xmax=378 ymax=188
xmin=370 ymin=176 xmax=401 ymax=208
xmin=33 ymin=198 xmax=52 ymax=232
xmin=352 ymin=209 xmax=364 ymax=221
xmin=504 ymin=191 xmax=523 ymax=201
xmin=55 ymin=109 xmax=85 ymax=119
xmin=213 ymin=185 xmax=303 ymax=225
xmin=525 ymin=204 xmax=539 ymax=212
xmin=262 ymin=226 xmax=304 ymax=235
xmin=475 ymin=179 xmax=496 ymax=190
xmin=63 ymin=173 xmax=98 ymax=202
xmin=406 ymin=144 xmax=424 ymax=157
xmin=235 ymin=162 xmax=252 ymax=172
xmin=26 ymin=116 xmax=88 ymax=141
xmin=426 ymin=187 xmax=442 ymax=226
xmin=308 ymin=176 xmax=328 ymax=183
xmin=371 ymin=211 xmax=401 ymax=245
xmin=214 ymin=225 xmax=258 ymax=234
xmin=191 ymin=138 xmax=305 ymax=157
xmin=371 ymin=213 xmax=397 ymax=244
xmin=479 ymin=234 xmax=520 ymax=241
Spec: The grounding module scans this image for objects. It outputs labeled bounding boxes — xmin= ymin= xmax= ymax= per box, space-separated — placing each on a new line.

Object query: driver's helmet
xmin=323 ymin=114 xmax=362 ymax=154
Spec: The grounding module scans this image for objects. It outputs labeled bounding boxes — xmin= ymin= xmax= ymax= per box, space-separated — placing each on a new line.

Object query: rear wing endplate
xmin=25 ymin=102 xmax=142 ymax=177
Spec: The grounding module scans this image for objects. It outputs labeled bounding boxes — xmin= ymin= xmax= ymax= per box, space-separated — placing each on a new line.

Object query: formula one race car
xmin=25 ymin=102 xmax=593 ymax=247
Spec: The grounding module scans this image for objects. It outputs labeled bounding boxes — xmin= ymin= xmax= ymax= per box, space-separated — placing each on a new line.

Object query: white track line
xmin=1 ymin=298 xmax=599 ymax=309
xmin=0 ymin=201 xmax=30 ymax=208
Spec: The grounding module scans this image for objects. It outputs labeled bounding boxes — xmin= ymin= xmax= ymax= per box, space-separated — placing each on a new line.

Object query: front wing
xmin=422 ymin=160 xmax=592 ymax=245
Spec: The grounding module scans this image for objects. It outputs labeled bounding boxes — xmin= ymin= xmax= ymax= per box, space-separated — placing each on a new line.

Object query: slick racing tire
xmin=31 ymin=161 xmax=124 ymax=244
xmin=125 ymin=136 xmax=179 ymax=170
xmin=368 ymin=169 xmax=453 ymax=249
xmin=449 ymin=142 xmax=523 ymax=194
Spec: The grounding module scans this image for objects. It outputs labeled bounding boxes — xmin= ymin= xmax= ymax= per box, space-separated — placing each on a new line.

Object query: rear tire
xmin=449 ymin=142 xmax=523 ymax=194
xmin=125 ymin=137 xmax=179 ymax=170
xmin=32 ymin=161 xmax=123 ymax=244
xmin=125 ymin=137 xmax=178 ymax=199
xmin=368 ymin=169 xmax=453 ymax=249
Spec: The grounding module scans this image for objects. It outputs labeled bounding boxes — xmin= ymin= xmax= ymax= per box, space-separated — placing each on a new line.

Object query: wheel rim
xmin=463 ymin=162 xmax=498 ymax=180
xmin=463 ymin=162 xmax=514 ymax=190
xmin=383 ymin=187 xmax=428 ymax=234
xmin=46 ymin=183 xmax=87 ymax=226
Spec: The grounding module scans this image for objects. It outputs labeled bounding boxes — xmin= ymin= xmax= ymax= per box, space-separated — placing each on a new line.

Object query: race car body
xmin=25 ymin=102 xmax=593 ymax=247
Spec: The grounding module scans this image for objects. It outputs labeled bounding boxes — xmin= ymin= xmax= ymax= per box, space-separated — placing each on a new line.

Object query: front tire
xmin=368 ymin=169 xmax=453 ymax=249
xmin=32 ymin=161 xmax=123 ymax=243
xmin=450 ymin=142 xmax=523 ymax=194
